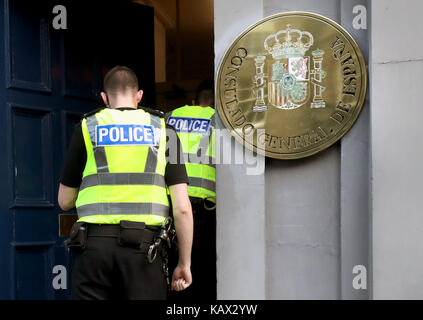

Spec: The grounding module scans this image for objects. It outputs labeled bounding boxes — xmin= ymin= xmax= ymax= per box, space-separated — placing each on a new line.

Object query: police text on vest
xmin=167 ymin=117 xmax=210 ymax=134
xmin=96 ymin=124 xmax=156 ymax=146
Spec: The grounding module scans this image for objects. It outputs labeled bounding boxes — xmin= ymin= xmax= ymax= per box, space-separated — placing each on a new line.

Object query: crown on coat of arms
xmin=264 ymin=24 xmax=314 ymax=59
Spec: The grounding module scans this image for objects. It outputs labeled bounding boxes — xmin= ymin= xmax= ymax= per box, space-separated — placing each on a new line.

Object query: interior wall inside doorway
xmin=134 ymin=0 xmax=214 ymax=113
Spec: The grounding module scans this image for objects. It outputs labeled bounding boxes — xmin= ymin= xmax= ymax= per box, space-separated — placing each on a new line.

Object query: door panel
xmin=0 ymin=0 xmax=155 ymax=299
xmin=62 ymin=34 xmax=101 ymax=100
xmin=12 ymin=243 xmax=55 ymax=300
xmin=9 ymin=104 xmax=53 ymax=207
xmin=5 ymin=0 xmax=51 ymax=92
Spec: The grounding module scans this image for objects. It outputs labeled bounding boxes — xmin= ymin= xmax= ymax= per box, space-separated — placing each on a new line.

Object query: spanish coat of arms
xmin=253 ymin=24 xmax=327 ymax=112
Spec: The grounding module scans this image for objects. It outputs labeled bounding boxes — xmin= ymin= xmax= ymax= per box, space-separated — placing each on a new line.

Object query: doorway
xmin=136 ymin=0 xmax=215 ymax=113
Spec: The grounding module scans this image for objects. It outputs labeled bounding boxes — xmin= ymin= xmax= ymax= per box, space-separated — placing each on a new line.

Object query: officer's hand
xmin=171 ymin=264 xmax=192 ymax=291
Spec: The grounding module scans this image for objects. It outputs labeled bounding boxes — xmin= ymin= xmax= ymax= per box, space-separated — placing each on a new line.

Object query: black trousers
xmin=71 ymin=235 xmax=167 ymax=300
xmin=169 ymin=201 xmax=216 ymax=301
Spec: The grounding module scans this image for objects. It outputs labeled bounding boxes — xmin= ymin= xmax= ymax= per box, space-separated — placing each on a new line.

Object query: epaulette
xmin=82 ymin=107 xmax=106 ymax=119
xmin=140 ymin=106 xmax=165 ymax=118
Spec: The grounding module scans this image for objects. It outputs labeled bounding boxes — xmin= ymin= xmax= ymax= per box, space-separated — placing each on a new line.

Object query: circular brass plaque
xmin=216 ymin=12 xmax=367 ymax=159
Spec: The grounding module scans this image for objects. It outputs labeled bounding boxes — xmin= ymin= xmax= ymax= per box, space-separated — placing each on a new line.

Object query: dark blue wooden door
xmin=0 ymin=0 xmax=155 ymax=299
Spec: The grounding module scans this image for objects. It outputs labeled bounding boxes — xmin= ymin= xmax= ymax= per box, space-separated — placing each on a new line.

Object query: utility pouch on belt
xmin=67 ymin=222 xmax=87 ymax=250
xmin=118 ymin=220 xmax=147 ymax=248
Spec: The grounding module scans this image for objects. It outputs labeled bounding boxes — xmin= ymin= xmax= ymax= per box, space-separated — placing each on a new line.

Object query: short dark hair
xmin=103 ymin=66 xmax=139 ymax=96
xmin=195 ymin=80 xmax=214 ymax=107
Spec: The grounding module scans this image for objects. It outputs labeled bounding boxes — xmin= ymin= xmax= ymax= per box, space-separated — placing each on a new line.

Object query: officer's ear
xmin=136 ymin=90 xmax=143 ymax=104
xmin=100 ymin=92 xmax=109 ymax=106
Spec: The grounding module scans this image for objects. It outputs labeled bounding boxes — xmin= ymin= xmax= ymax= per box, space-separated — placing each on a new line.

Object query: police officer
xmin=166 ymin=80 xmax=216 ymax=300
xmin=58 ymin=66 xmax=193 ymax=299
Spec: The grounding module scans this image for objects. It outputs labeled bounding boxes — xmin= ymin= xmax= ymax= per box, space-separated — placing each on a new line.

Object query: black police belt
xmin=189 ymin=196 xmax=216 ymax=211
xmin=67 ymin=218 xmax=175 ymax=272
xmin=86 ymin=222 xmax=158 ymax=252
xmin=84 ymin=219 xmax=175 ymax=263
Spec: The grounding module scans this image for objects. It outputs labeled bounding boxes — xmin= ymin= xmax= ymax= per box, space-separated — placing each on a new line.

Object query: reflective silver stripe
xmin=197 ymin=129 xmax=211 ymax=152
xmin=144 ymin=115 xmax=162 ymax=172
xmin=86 ymin=114 xmax=109 ymax=173
xmin=211 ymin=113 xmax=215 ymax=126
xmin=77 ymin=203 xmax=169 ymax=217
xmin=188 ymin=177 xmax=216 ymax=192
xmin=184 ymin=153 xmax=216 ymax=168
xmin=196 ymin=114 xmax=214 ymax=156
xmin=79 ymin=173 xmax=166 ymax=191
xmin=208 ymin=114 xmax=215 ymax=151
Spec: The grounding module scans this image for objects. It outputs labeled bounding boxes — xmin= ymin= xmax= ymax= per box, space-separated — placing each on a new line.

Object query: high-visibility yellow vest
xmin=75 ymin=108 xmax=169 ymax=226
xmin=166 ymin=105 xmax=216 ymax=201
